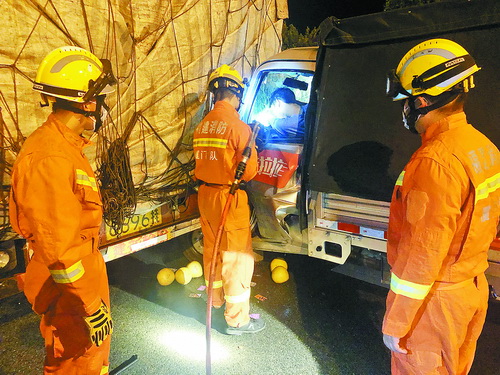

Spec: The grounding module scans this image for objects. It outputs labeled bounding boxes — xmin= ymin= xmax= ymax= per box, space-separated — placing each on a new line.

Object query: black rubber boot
xmin=225 ymin=317 xmax=266 ymax=335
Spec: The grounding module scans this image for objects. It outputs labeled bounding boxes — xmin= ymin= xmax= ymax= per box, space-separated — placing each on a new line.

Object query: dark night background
xmin=287 ymin=0 xmax=386 ymax=31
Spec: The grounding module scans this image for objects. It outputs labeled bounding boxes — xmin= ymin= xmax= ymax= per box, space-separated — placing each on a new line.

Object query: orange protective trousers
xmin=390 ymin=274 xmax=488 ymax=375
xmin=40 ymin=258 xmax=111 ymax=375
xmin=198 ymin=184 xmax=254 ymax=327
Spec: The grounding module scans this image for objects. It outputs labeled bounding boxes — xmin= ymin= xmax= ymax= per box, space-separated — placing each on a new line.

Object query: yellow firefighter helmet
xmin=387 ymin=38 xmax=480 ymax=100
xmin=208 ymin=64 xmax=244 ymax=98
xmin=33 ymin=46 xmax=115 ymax=103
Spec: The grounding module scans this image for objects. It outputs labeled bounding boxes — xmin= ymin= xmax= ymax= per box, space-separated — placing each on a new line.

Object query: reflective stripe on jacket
xmin=383 ymin=112 xmax=500 ymax=338
xmin=9 ymin=113 xmax=104 ymax=316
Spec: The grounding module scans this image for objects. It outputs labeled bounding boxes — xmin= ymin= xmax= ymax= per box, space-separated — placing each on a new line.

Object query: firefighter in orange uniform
xmin=193 ymin=64 xmax=265 ymax=334
xmin=383 ymin=39 xmax=500 ymax=374
xmin=9 ymin=46 xmax=115 ymax=374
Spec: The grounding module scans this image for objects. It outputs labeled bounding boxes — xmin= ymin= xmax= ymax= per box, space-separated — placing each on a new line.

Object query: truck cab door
xmin=240 ymin=60 xmax=316 ymax=254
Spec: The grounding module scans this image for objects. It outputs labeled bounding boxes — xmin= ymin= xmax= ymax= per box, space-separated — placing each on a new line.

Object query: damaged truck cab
xmin=241 ymin=46 xmax=397 ymax=287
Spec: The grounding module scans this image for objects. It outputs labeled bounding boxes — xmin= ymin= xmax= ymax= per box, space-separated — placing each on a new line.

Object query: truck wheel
xmin=187 ymin=228 xmax=204 ymax=260
xmin=0 ymin=240 xmax=18 ymax=273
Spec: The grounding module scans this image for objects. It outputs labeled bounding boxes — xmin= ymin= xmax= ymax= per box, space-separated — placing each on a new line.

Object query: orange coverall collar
xmin=213 ymin=100 xmax=240 ymax=118
xmin=420 ymin=111 xmax=467 ymax=144
xmin=47 ymin=113 xmax=92 ymax=150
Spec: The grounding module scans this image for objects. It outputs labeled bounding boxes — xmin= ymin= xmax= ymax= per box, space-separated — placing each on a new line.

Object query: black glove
xmin=84 ymin=301 xmax=113 ymax=347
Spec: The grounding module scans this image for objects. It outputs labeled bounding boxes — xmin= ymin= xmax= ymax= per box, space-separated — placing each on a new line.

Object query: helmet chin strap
xmin=403 ymin=91 xmax=460 ymax=134
xmin=53 ymin=97 xmax=108 ymax=132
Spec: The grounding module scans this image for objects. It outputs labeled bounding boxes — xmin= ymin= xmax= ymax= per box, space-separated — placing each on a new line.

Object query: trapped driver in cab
xmin=255 ymin=87 xmax=307 ymax=142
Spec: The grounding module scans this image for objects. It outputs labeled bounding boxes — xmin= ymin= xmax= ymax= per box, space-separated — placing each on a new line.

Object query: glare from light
xmin=252 ymin=108 xmax=274 ymax=127
xmin=157 ymin=329 xmax=229 ymax=362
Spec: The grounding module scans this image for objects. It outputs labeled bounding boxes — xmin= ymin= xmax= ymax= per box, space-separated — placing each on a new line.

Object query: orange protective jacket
xmin=193 ymin=99 xmax=257 ymax=239
xmin=194 ymin=100 xmax=257 ymax=185
xmin=10 ymin=113 xmax=107 ymax=318
xmin=383 ymin=112 xmax=500 ymax=338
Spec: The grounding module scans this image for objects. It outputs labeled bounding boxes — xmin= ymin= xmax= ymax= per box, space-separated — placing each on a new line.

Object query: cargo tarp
xmin=0 ymin=0 xmax=286 ymax=236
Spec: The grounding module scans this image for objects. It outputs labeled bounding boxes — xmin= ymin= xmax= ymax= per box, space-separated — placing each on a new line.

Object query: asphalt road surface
xmin=0 ymin=233 xmax=498 ymax=375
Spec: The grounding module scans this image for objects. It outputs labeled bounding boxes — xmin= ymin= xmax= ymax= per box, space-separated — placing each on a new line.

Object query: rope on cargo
xmin=0 ymin=0 xmax=275 ymax=237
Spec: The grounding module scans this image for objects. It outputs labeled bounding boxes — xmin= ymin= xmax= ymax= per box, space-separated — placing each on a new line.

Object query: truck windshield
xmin=247 ymin=70 xmax=313 ymax=144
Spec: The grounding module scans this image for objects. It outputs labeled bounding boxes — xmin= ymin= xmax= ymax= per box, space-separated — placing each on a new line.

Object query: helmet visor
xmin=386 ymin=69 xmax=411 ymax=100
xmin=82 ymin=59 xmax=116 ymax=102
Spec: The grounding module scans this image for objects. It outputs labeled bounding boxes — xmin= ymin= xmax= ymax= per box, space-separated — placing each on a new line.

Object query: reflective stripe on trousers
xmin=391 ymin=274 xmax=488 ymax=375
